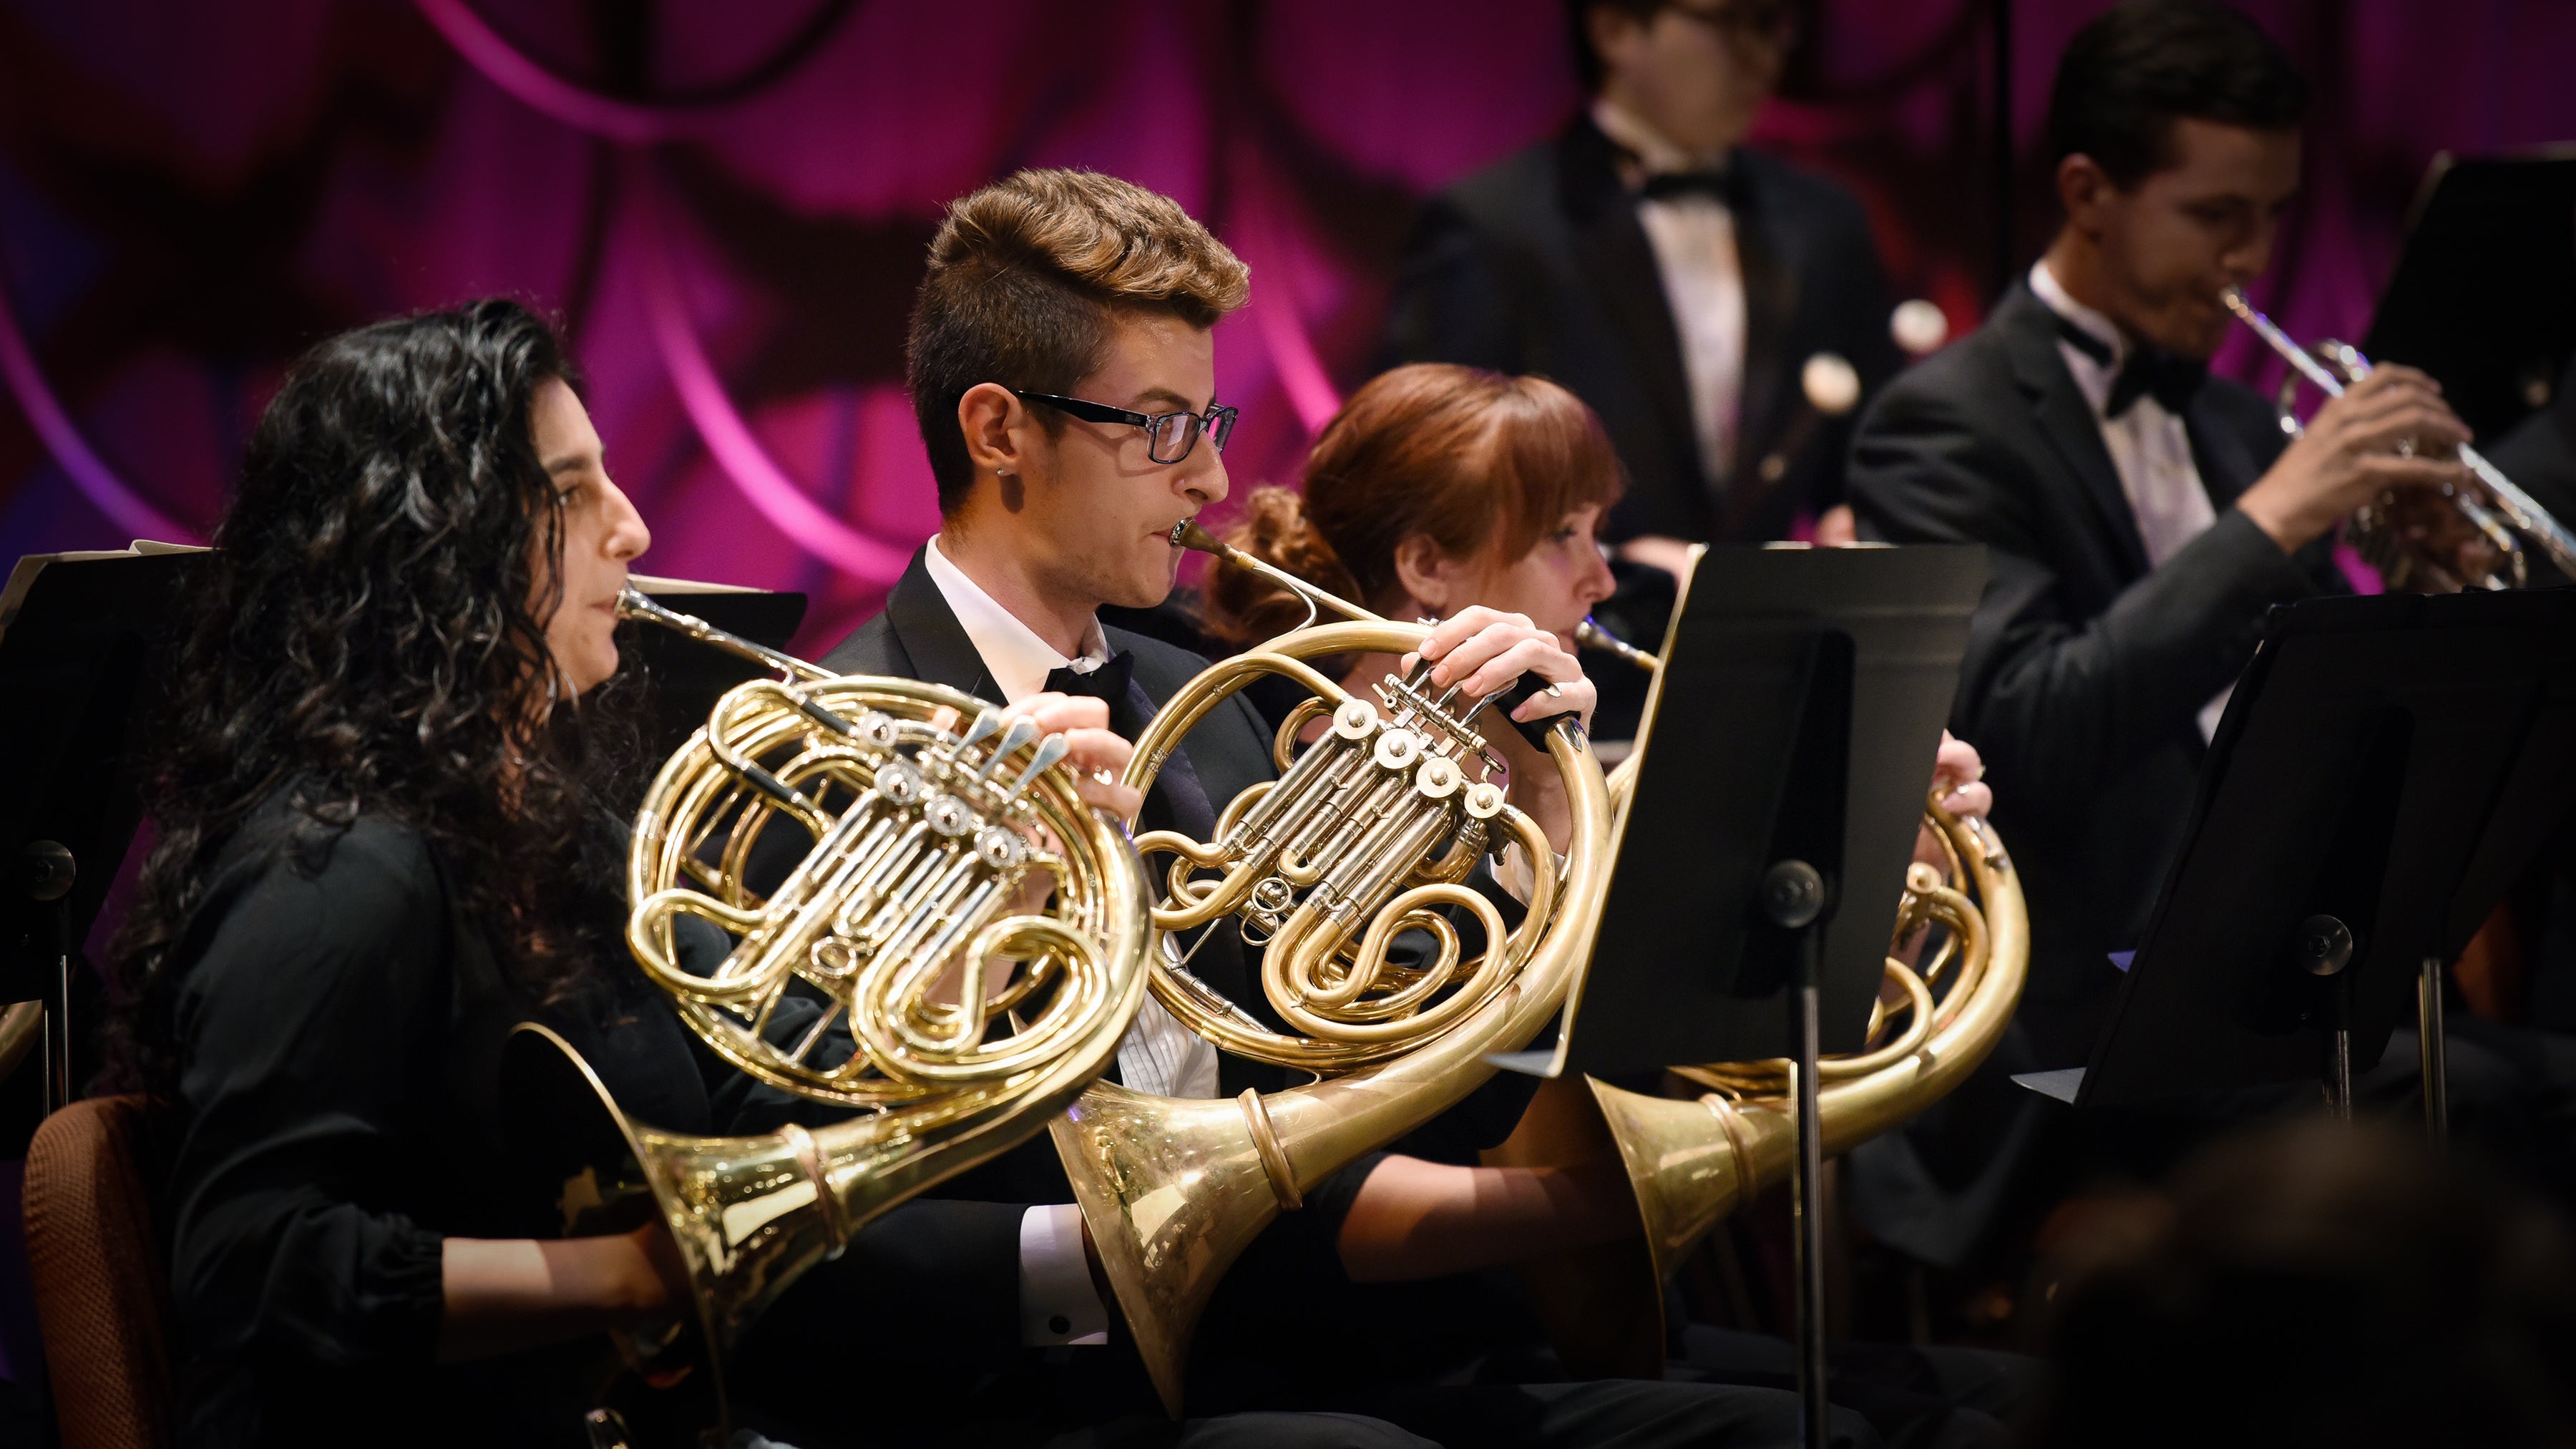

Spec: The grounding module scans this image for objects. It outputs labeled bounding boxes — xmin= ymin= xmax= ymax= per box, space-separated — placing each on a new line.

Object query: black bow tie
xmin=2054 ymin=317 xmax=2206 ymax=419
xmin=1638 ymin=168 xmax=1745 ymax=208
xmin=1042 ymin=650 xmax=1138 ymax=725
xmin=1038 ymin=648 xmax=1217 ymax=840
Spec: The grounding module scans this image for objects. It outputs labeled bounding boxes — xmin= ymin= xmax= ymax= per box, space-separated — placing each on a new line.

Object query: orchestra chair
xmin=26 ymin=1094 xmax=172 ymax=1449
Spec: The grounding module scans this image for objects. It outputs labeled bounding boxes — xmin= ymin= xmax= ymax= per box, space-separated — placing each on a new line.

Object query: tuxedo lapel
xmin=1729 ymin=151 xmax=1795 ymax=499
xmin=1999 ymin=286 xmax=2155 ymax=580
xmin=880 ymin=549 xmax=1001 ymax=703
xmin=1558 ymin=118 xmax=1704 ymax=502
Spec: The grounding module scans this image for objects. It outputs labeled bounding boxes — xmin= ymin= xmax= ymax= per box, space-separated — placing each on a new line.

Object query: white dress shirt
xmin=2026 ymin=262 xmax=2232 ymax=742
xmin=1594 ymin=98 xmax=1746 ymax=490
xmin=919 ymin=537 xmax=1220 ymax=1346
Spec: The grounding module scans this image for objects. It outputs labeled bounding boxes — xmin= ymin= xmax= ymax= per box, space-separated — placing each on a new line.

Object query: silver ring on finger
xmin=2395 ymin=436 xmax=2416 ymax=459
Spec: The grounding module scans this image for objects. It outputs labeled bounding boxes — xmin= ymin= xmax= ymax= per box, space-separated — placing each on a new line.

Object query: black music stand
xmin=2023 ymin=589 xmax=2576 ymax=1129
xmin=2361 ymin=149 xmax=2576 ymax=444
xmin=0 ymin=545 xmax=206 ymax=1124
xmin=1501 ymin=542 xmax=1987 ymax=1449
xmin=623 ymin=575 xmax=811 ymax=759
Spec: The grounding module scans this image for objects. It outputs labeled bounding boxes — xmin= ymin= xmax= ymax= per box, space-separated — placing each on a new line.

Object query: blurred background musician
xmin=1207 ymin=361 xmax=2033 ymax=1449
xmin=1380 ymin=0 xmax=1902 ymax=577
xmin=1837 ymin=0 xmax=2554 ymax=1289
xmin=778 ymin=168 xmax=1869 ymax=1449
xmin=1844 ymin=0 xmax=2482 ymax=1074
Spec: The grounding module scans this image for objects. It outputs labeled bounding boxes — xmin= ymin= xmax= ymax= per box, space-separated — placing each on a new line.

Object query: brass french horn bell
xmin=2220 ymin=286 xmax=2576 ymax=592
xmin=1045 ymin=520 xmax=1616 ymax=1415
xmin=1497 ymin=608 xmax=2029 ymax=1377
xmin=512 ymin=588 xmax=1152 ymax=1439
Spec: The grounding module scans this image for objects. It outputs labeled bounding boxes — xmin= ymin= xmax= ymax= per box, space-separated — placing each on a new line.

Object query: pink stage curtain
xmin=3 ymin=0 xmax=2574 ymax=653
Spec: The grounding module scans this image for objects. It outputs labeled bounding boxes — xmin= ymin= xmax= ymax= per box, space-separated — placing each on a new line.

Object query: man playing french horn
xmin=736 ymin=164 xmax=1944 ymax=1449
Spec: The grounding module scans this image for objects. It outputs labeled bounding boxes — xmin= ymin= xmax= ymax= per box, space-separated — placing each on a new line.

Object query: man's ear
xmin=1391 ymin=533 xmax=1461 ymax=616
xmin=958 ymin=382 xmax=1035 ymax=479
xmin=2057 ymin=153 xmax=2116 ymax=238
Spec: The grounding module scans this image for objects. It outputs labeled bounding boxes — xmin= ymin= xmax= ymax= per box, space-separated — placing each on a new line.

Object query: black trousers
xmin=1669 ymin=1325 xmax=2040 ymax=1449
xmin=746 ymin=1380 xmax=1874 ymax=1449
xmin=1008 ymin=1381 xmax=1880 ymax=1449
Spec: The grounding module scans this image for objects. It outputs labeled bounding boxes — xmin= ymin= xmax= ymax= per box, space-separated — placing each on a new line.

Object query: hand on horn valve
xmin=1931 ymin=730 xmax=1991 ymax=822
xmin=931 ymin=693 xmax=1143 ymax=823
xmin=1915 ymin=730 xmax=1993 ymax=877
xmin=1407 ymin=607 xmax=1598 ymax=854
xmin=1407 ymin=605 xmax=1597 ymax=733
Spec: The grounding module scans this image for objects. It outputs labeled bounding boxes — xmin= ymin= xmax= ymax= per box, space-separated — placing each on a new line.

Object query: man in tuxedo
xmin=1381 ymin=0 xmax=1902 ymax=568
xmin=1838 ymin=0 xmax=2497 ymax=1278
xmin=1847 ymin=0 xmax=2474 ymax=1068
xmin=738 ymin=167 xmax=1886 ymax=1449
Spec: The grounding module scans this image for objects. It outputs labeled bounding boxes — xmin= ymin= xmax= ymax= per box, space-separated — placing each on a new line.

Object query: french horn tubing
xmin=510 ymin=587 xmax=1152 ymax=1435
xmin=1046 ymin=522 xmax=1616 ymax=1415
xmin=2220 ymin=286 xmax=2576 ymax=592
xmin=1507 ymin=609 xmax=2029 ymax=1375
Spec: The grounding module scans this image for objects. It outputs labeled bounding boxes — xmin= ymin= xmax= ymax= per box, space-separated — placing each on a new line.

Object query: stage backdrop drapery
xmin=4 ymin=0 xmax=2574 ymax=650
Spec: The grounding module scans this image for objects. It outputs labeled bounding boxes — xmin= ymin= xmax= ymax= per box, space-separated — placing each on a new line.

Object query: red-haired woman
xmin=1209 ymin=364 xmax=1990 ymax=840
xmin=1204 ymin=364 xmax=2028 ymax=1444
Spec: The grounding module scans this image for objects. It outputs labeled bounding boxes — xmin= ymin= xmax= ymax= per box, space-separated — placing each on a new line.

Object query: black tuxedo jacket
xmin=1382 ymin=114 xmax=1901 ymax=545
xmin=1847 ymin=281 xmax=2346 ymax=1062
xmin=751 ymin=550 xmax=1546 ymax=1422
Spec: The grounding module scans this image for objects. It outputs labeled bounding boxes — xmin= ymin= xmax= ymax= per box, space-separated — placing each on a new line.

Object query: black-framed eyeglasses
xmin=1010 ymin=389 xmax=1239 ymax=465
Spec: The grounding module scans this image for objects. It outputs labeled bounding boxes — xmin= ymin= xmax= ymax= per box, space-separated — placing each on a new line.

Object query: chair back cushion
xmin=26 ymin=1094 xmax=172 ymax=1449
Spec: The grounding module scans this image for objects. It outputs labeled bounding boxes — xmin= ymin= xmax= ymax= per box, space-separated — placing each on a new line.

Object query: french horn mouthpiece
xmin=1169 ymin=518 xmax=1224 ymax=554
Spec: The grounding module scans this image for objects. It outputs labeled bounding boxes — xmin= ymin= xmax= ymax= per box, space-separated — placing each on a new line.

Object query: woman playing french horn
xmin=102 ymin=301 xmax=1147 ymax=1449
xmin=1203 ymin=363 xmax=2034 ymax=1444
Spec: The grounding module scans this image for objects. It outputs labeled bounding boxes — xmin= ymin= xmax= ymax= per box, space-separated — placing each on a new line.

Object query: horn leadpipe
xmin=620 ymin=585 xmax=833 ymax=683
xmin=2218 ymin=288 xmax=2576 ymax=580
xmin=1170 ymin=518 xmax=1385 ymax=624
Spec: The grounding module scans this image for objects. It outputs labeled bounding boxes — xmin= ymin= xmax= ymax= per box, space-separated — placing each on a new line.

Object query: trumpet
xmin=1496 ymin=612 xmax=2028 ymax=1374
xmin=512 ymin=587 xmax=1151 ymax=1440
xmin=2220 ymin=286 xmax=2576 ymax=592
xmin=1045 ymin=520 xmax=1614 ymax=1415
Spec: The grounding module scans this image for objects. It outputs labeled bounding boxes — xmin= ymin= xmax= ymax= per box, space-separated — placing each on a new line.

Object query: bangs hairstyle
xmin=907 ymin=169 xmax=1250 ymax=515
xmin=1206 ymin=365 xmax=1626 ymax=646
xmin=2046 ymin=0 xmax=2310 ymax=190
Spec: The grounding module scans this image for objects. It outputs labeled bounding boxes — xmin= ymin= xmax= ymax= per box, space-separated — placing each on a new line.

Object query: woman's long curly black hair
xmin=107 ymin=298 xmax=643 ymax=1093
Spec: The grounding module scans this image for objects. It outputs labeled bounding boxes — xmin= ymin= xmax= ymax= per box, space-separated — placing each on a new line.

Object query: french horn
xmin=511 ymin=587 xmax=1152 ymax=1441
xmin=1048 ymin=522 xmax=1616 ymax=1415
xmin=2221 ymin=286 xmax=2576 ymax=592
xmin=1506 ymin=604 xmax=2029 ymax=1375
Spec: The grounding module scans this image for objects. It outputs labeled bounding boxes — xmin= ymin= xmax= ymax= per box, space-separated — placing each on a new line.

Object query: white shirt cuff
xmin=1018 ymin=1204 xmax=1109 ymax=1347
